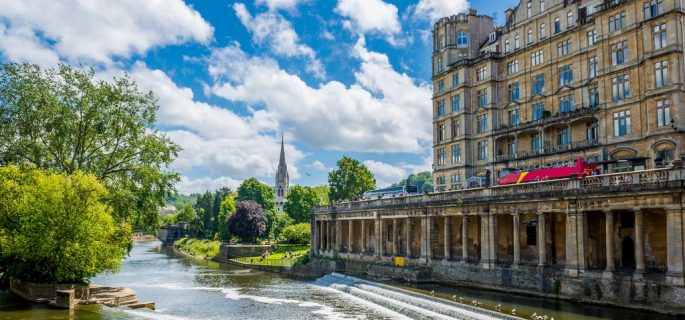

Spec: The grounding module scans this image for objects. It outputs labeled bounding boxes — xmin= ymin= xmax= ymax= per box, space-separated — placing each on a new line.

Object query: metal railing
xmin=494 ymin=106 xmax=598 ymax=136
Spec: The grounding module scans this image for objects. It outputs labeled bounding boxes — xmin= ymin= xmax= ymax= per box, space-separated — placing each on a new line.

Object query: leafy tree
xmin=0 ymin=63 xmax=179 ymax=233
xmin=165 ymin=193 xmax=199 ymax=211
xmin=227 ymin=201 xmax=267 ymax=243
xmin=264 ymin=208 xmax=291 ymax=240
xmin=284 ymin=185 xmax=320 ymax=223
xmin=176 ymin=204 xmax=196 ymax=223
xmin=0 ymin=165 xmax=131 ymax=283
xmin=281 ymin=223 xmax=311 ymax=244
xmin=310 ymin=185 xmax=330 ymax=206
xmin=236 ymin=178 xmax=275 ymax=211
xmin=328 ymin=156 xmax=376 ymax=201
xmin=217 ymin=195 xmax=236 ymax=240
xmin=393 ymin=171 xmax=434 ymax=193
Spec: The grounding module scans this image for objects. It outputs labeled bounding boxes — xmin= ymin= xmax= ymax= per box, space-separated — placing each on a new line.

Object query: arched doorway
xmin=621 ymin=237 xmax=636 ymax=270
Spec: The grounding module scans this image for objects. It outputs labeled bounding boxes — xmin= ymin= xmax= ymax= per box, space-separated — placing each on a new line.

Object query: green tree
xmin=227 ymin=201 xmax=267 ymax=243
xmin=217 ymin=194 xmax=236 ymax=241
xmin=0 ymin=63 xmax=179 ymax=233
xmin=236 ymin=178 xmax=275 ymax=211
xmin=328 ymin=156 xmax=376 ymax=201
xmin=310 ymin=185 xmax=330 ymax=205
xmin=393 ymin=171 xmax=434 ymax=193
xmin=0 ymin=165 xmax=131 ymax=283
xmin=176 ymin=204 xmax=196 ymax=223
xmin=281 ymin=223 xmax=311 ymax=244
xmin=284 ymin=185 xmax=320 ymax=223
xmin=265 ymin=209 xmax=291 ymax=240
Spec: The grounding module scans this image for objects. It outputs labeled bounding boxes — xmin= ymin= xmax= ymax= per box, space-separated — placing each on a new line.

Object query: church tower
xmin=275 ymin=136 xmax=289 ymax=212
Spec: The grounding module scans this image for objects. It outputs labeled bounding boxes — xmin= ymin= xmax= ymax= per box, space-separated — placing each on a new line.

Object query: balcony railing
xmin=494 ymin=106 xmax=598 ymax=136
xmin=314 ymin=167 xmax=680 ymax=214
xmin=494 ymin=139 xmax=599 ymax=163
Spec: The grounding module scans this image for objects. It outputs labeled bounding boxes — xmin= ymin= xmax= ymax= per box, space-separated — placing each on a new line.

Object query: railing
xmin=494 ymin=106 xmax=598 ymax=136
xmin=232 ymin=257 xmax=295 ymax=267
xmin=315 ymin=167 xmax=681 ymax=214
xmin=494 ymin=139 xmax=599 ymax=163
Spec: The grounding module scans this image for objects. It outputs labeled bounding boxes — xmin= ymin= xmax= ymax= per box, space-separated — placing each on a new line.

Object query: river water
xmin=0 ymin=240 xmax=680 ymax=320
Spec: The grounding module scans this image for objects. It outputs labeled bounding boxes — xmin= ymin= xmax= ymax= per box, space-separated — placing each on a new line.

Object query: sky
xmin=0 ymin=0 xmax=518 ymax=194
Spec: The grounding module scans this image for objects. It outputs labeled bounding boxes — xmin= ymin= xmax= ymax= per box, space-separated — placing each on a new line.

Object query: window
xmin=656 ymin=149 xmax=674 ymax=163
xmin=526 ymin=223 xmax=537 ymax=245
xmin=589 ymin=87 xmax=599 ymax=107
xmin=476 ymin=66 xmax=487 ymax=81
xmin=540 ymin=23 xmax=546 ymax=38
xmin=613 ymin=110 xmax=631 ymax=136
xmin=655 ymin=61 xmax=669 ymax=88
xmin=611 ymin=41 xmax=628 ymax=65
xmin=530 ymin=133 xmax=540 ymax=150
xmin=559 ymin=65 xmax=573 ymax=86
xmin=437 ymin=100 xmax=446 ymax=116
xmin=539 ymin=0 xmax=545 ymax=11
xmin=612 ymin=75 xmax=630 ymax=101
xmin=557 ymin=127 xmax=570 ymax=146
xmin=654 ymin=23 xmax=667 ymax=49
xmin=440 ymin=36 xmax=445 ymax=49
xmin=505 ymin=39 xmax=510 ymax=53
xmin=452 ymin=144 xmax=461 ymax=163
xmin=452 ymin=74 xmax=459 ymax=87
xmin=515 ymin=34 xmax=520 ymax=49
xmin=609 ymin=12 xmax=626 ymax=32
xmin=477 ymin=141 xmax=488 ymax=161
xmin=588 ymin=56 xmax=597 ymax=78
xmin=437 ymin=58 xmax=444 ymax=73
xmin=657 ymin=98 xmax=671 ymax=127
xmin=439 ymin=123 xmax=446 ymax=141
xmin=559 ymin=94 xmax=574 ymax=113
xmin=554 ymin=17 xmax=560 ymax=33
xmin=457 ymin=31 xmax=468 ymax=48
xmin=587 ymin=30 xmax=596 ymax=46
xmin=587 ymin=119 xmax=598 ymax=141
xmin=436 ymin=176 xmax=446 ymax=185
xmin=532 ymin=73 xmax=544 ymax=95
xmin=644 ymin=0 xmax=664 ymax=19
xmin=527 ymin=0 xmax=532 ymax=17
xmin=452 ymin=119 xmax=461 ymax=137
xmin=532 ymin=102 xmax=545 ymax=120
xmin=477 ymin=114 xmax=488 ymax=133
xmin=531 ymin=50 xmax=544 ymax=66
xmin=451 ymin=94 xmax=461 ymax=112
xmin=437 ymin=147 xmax=446 ymax=166
xmin=508 ymin=108 xmax=520 ymax=126
xmin=509 ymin=82 xmax=520 ymax=102
xmin=450 ymin=173 xmax=461 ymax=184
xmin=507 ymin=138 xmax=517 ymax=154
xmin=557 ymin=40 xmax=571 ymax=56
xmin=437 ymin=80 xmax=444 ymax=93
xmin=527 ymin=29 xmax=533 ymax=44
xmin=477 ymin=89 xmax=488 ymax=108
xmin=507 ymin=60 xmax=519 ymax=74
xmin=567 ymin=11 xmax=574 ymax=28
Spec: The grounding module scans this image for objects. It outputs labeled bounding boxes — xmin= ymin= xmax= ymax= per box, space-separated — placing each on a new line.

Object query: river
xmin=0 ymin=241 xmax=680 ymax=319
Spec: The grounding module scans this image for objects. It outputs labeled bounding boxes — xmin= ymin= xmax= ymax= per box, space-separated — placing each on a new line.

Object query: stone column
xmin=393 ymin=218 xmax=399 ymax=256
xmin=488 ymin=213 xmax=497 ymax=264
xmin=426 ymin=216 xmax=433 ymax=260
xmin=605 ymin=210 xmax=615 ymax=272
xmin=348 ymin=220 xmax=354 ymax=253
xmin=537 ymin=211 xmax=547 ymax=266
xmin=375 ymin=216 xmax=382 ymax=258
xmin=462 ymin=215 xmax=469 ymax=261
xmin=512 ymin=213 xmax=521 ymax=265
xmin=565 ymin=210 xmax=579 ymax=277
xmin=444 ymin=216 xmax=451 ymax=260
xmin=480 ymin=213 xmax=490 ymax=268
xmin=406 ymin=217 xmax=413 ymax=258
xmin=420 ymin=216 xmax=429 ymax=261
xmin=578 ymin=211 xmax=588 ymax=271
xmin=315 ymin=221 xmax=320 ymax=251
xmin=335 ymin=219 xmax=341 ymax=254
xmin=666 ymin=208 xmax=685 ymax=285
xmin=361 ymin=219 xmax=367 ymax=254
xmin=379 ymin=219 xmax=385 ymax=256
xmin=635 ymin=210 xmax=646 ymax=274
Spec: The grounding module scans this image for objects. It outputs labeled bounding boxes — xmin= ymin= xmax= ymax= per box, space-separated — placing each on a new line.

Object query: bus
xmin=498 ymin=156 xmax=599 ymax=185
xmin=362 ymin=185 xmax=419 ymax=199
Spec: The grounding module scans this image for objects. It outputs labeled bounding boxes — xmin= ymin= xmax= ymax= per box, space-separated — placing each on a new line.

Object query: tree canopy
xmin=392 ymin=171 xmax=434 ymax=193
xmin=217 ymin=194 xmax=236 ymax=240
xmin=310 ymin=185 xmax=330 ymax=205
xmin=328 ymin=156 xmax=376 ymax=201
xmin=284 ymin=185 xmax=321 ymax=223
xmin=236 ymin=178 xmax=275 ymax=211
xmin=0 ymin=165 xmax=131 ymax=283
xmin=227 ymin=200 xmax=267 ymax=243
xmin=0 ymin=63 xmax=179 ymax=232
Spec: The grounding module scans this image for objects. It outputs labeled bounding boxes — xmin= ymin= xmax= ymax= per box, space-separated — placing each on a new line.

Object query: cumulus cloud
xmin=0 ymin=0 xmax=213 ymax=65
xmin=363 ymin=160 xmax=408 ymax=188
xmin=208 ymin=37 xmax=432 ymax=154
xmin=335 ymin=0 xmax=403 ymax=45
xmin=308 ymin=160 xmax=326 ymax=171
xmin=233 ymin=3 xmax=324 ymax=78
xmin=414 ymin=0 xmax=470 ymax=22
xmin=177 ymin=176 xmax=243 ymax=194
xmin=255 ymin=0 xmax=308 ymax=12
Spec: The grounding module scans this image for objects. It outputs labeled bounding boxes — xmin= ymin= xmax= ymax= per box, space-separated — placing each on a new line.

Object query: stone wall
xmin=9 ymin=278 xmax=90 ymax=302
xmin=217 ymin=244 xmax=273 ymax=262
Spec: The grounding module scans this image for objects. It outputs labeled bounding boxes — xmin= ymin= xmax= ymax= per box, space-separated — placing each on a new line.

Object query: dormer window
xmin=489 ymin=32 xmax=496 ymax=43
xmin=457 ymin=31 xmax=468 ymax=48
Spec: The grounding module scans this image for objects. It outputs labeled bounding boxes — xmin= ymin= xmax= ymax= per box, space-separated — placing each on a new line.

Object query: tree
xmin=393 ymin=171 xmax=434 ymax=193
xmin=310 ymin=185 xmax=330 ymax=205
xmin=281 ymin=223 xmax=311 ymax=244
xmin=217 ymin=195 xmax=236 ymax=240
xmin=0 ymin=165 xmax=131 ymax=283
xmin=236 ymin=178 xmax=275 ymax=211
xmin=264 ymin=208 xmax=291 ymax=240
xmin=0 ymin=63 xmax=179 ymax=233
xmin=176 ymin=204 xmax=196 ymax=223
xmin=328 ymin=156 xmax=376 ymax=201
xmin=284 ymin=185 xmax=320 ymax=223
xmin=227 ymin=201 xmax=267 ymax=243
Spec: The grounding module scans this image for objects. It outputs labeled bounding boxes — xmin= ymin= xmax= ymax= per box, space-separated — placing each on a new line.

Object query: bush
xmin=174 ymin=238 xmax=221 ymax=258
xmin=281 ymin=223 xmax=311 ymax=244
xmin=227 ymin=201 xmax=267 ymax=243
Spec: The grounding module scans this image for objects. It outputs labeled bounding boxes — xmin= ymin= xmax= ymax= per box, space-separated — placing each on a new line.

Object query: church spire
xmin=275 ymin=133 xmax=289 ymax=212
xmin=278 ymin=134 xmax=287 ymax=171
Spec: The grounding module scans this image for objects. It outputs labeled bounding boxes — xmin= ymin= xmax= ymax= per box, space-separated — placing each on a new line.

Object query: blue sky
xmin=0 ymin=0 xmax=518 ymax=193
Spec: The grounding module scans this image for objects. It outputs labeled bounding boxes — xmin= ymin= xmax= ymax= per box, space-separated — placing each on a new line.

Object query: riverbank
xmin=173 ymin=238 xmax=220 ymax=259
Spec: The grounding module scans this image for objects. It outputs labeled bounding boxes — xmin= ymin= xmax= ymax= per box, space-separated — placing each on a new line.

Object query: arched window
xmin=457 ymin=31 xmax=468 ymax=48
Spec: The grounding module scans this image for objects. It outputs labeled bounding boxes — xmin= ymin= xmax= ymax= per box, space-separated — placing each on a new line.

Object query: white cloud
xmin=208 ymin=38 xmax=432 ymax=154
xmin=177 ymin=176 xmax=243 ymax=194
xmin=255 ymin=0 xmax=308 ymax=12
xmin=335 ymin=0 xmax=403 ymax=44
xmin=233 ymin=3 xmax=324 ymax=78
xmin=414 ymin=0 xmax=470 ymax=22
xmin=308 ymin=160 xmax=326 ymax=171
xmin=364 ymin=160 xmax=407 ymax=188
xmin=0 ymin=0 xmax=213 ymax=65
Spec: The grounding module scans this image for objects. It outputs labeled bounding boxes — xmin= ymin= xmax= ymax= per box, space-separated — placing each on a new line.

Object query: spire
xmin=278 ymin=133 xmax=287 ymax=170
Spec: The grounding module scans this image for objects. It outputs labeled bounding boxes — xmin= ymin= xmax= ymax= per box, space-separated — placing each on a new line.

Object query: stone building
xmin=431 ymin=0 xmax=685 ymax=191
xmin=275 ymin=136 xmax=289 ymax=212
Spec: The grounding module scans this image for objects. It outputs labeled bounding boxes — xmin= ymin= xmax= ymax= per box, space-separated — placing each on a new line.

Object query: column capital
xmin=511 ymin=211 xmax=520 ymax=217
xmin=603 ymin=209 xmax=614 ymax=215
xmin=536 ymin=211 xmax=545 ymax=216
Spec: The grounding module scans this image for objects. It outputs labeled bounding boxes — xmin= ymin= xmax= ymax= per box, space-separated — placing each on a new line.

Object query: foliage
xmin=173 ymin=238 xmax=221 ymax=259
xmin=281 ymin=223 xmax=311 ymax=244
xmin=264 ymin=208 xmax=291 ymax=240
xmin=194 ymin=187 xmax=230 ymax=238
xmin=0 ymin=63 xmax=179 ymax=233
xmin=328 ymin=156 xmax=376 ymax=201
xmin=232 ymin=244 xmax=309 ymax=267
xmin=165 ymin=193 xmax=199 ymax=211
xmin=392 ymin=171 xmax=434 ymax=193
xmin=227 ymin=201 xmax=267 ymax=243
xmin=236 ymin=178 xmax=275 ymax=211
xmin=0 ymin=166 xmax=131 ymax=283
xmin=217 ymin=195 xmax=236 ymax=241
xmin=310 ymin=185 xmax=330 ymax=205
xmin=176 ymin=204 xmax=196 ymax=223
xmin=284 ymin=185 xmax=320 ymax=223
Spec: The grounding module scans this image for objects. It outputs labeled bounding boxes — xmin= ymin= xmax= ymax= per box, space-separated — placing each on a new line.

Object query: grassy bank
xmin=173 ymin=238 xmax=221 ymax=259
xmin=232 ymin=244 xmax=310 ymax=267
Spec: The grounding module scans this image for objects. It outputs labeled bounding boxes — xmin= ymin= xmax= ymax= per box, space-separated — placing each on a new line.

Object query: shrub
xmin=281 ymin=223 xmax=311 ymax=244
xmin=227 ymin=201 xmax=267 ymax=243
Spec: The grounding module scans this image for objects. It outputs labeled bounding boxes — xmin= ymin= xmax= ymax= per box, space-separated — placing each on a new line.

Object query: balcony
xmin=494 ymin=139 xmax=599 ymax=163
xmin=494 ymin=106 xmax=598 ymax=137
